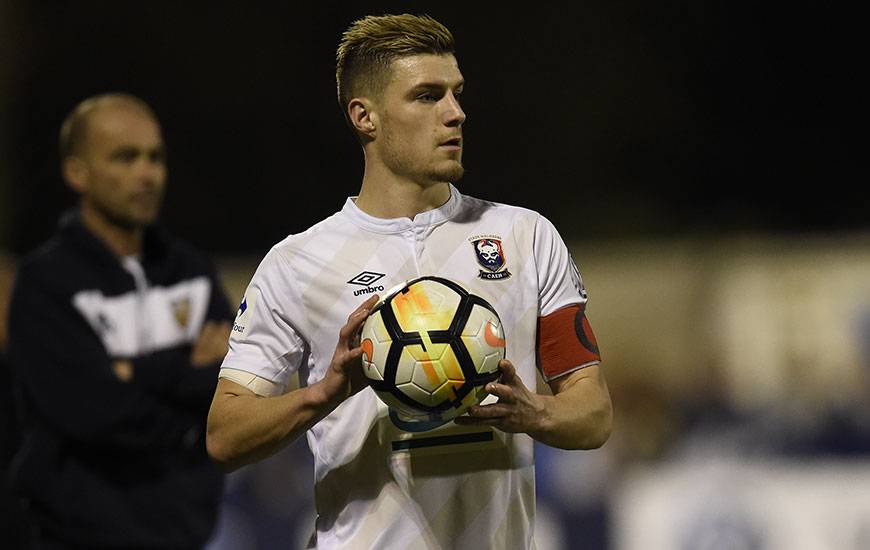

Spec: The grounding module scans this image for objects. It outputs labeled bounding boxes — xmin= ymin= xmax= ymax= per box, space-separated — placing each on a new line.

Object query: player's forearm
xmin=206 ymin=378 xmax=343 ymax=471
xmin=530 ymin=369 xmax=612 ymax=450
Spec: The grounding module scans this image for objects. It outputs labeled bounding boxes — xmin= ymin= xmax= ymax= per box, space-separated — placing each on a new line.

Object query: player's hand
xmin=320 ymin=295 xmax=379 ymax=405
xmin=190 ymin=321 xmax=232 ymax=368
xmin=454 ymin=360 xmax=546 ymax=434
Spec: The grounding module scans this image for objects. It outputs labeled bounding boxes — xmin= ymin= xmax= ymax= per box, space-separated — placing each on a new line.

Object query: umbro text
xmin=353 ymin=285 xmax=384 ymax=297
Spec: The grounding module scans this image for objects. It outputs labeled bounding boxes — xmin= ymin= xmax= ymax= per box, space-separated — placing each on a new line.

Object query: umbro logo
xmin=348 ymin=271 xmax=386 ymax=297
xmin=347 ymin=271 xmax=385 ymax=286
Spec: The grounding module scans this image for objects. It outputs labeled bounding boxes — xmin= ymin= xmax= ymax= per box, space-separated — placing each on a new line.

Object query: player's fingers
xmin=337 ymin=348 xmax=362 ymax=375
xmin=465 ymin=403 xmax=510 ymax=418
xmin=347 ymin=295 xmax=379 ymax=322
xmin=485 ymin=382 xmax=514 ymax=403
xmin=337 ymin=347 xmax=365 ymax=371
xmin=454 ymin=416 xmax=483 ymax=425
xmin=339 ymin=326 xmax=365 ymax=353
xmin=454 ymin=416 xmax=504 ymax=427
xmin=339 ymin=313 xmax=366 ymax=342
xmin=345 ymin=347 xmax=364 ymax=362
xmin=340 ymin=296 xmax=379 ymax=342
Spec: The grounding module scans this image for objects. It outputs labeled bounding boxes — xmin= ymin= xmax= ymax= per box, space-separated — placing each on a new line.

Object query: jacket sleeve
xmin=130 ymin=260 xmax=235 ymax=410
xmin=129 ymin=348 xmax=217 ymax=415
xmin=7 ymin=265 xmax=200 ymax=455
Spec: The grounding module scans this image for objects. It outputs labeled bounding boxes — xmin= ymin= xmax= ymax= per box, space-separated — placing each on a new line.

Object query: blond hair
xmin=336 ymin=14 xmax=455 ymax=125
xmin=59 ymin=93 xmax=157 ymax=159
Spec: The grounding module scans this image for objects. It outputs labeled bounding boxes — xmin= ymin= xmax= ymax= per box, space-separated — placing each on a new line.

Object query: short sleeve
xmin=533 ymin=215 xmax=588 ymax=316
xmin=533 ymin=215 xmax=601 ymax=380
xmin=219 ymin=248 xmax=307 ymax=391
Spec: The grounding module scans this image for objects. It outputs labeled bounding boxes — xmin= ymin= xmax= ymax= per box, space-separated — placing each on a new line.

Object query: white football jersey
xmin=220 ymin=185 xmax=597 ymax=549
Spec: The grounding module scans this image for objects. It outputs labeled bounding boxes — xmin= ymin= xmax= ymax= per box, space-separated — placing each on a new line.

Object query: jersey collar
xmin=342 ymin=183 xmax=463 ymax=234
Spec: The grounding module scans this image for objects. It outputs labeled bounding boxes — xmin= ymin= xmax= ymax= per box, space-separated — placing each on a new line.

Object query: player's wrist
xmin=525 ymin=394 xmax=555 ymax=440
xmin=307 ymin=375 xmax=348 ymax=411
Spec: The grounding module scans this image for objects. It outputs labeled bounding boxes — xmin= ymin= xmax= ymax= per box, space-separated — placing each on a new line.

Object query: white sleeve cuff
xmin=219 ymin=367 xmax=286 ymax=397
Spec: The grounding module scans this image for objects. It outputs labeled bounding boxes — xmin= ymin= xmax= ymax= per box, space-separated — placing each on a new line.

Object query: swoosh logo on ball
xmin=361 ymin=338 xmax=374 ymax=367
xmin=484 ymin=321 xmax=506 ymax=348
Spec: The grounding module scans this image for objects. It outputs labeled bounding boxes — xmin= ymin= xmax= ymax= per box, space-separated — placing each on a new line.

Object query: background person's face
xmin=375 ymin=54 xmax=466 ymax=186
xmin=75 ymin=106 xmax=167 ymax=229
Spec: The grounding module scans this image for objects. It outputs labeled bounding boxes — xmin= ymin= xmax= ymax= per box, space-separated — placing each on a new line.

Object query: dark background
xmin=1 ymin=2 xmax=862 ymax=257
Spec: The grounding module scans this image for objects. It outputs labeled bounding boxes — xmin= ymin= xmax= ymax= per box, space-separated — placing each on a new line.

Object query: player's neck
xmin=79 ymin=202 xmax=144 ymax=258
xmin=355 ymin=166 xmax=451 ymax=220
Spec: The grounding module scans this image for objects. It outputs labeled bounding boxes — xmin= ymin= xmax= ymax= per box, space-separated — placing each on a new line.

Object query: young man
xmin=7 ymin=93 xmax=233 ymax=548
xmin=207 ymin=14 xmax=612 ymax=549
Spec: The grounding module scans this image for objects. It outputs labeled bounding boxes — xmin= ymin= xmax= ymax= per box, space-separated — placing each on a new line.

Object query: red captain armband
xmin=537 ymin=303 xmax=601 ymax=380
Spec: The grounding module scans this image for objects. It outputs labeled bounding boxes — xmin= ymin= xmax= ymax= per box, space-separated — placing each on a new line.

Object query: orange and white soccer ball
xmin=360 ymin=276 xmax=506 ymax=422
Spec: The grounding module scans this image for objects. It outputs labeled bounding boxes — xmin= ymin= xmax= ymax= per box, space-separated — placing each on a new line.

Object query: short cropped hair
xmin=336 ymin=14 xmax=455 ymax=125
xmin=59 ymin=93 xmax=157 ymax=160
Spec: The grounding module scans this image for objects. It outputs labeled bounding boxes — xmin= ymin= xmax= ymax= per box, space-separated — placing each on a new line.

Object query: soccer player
xmin=7 ymin=93 xmax=234 ymax=548
xmin=207 ymin=14 xmax=612 ymax=549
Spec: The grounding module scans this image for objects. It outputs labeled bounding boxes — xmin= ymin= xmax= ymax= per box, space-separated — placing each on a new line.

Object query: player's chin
xmin=430 ymin=162 xmax=464 ymax=183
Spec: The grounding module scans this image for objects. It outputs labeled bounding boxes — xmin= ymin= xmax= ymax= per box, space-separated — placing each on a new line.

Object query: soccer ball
xmin=360 ymin=276 xmax=506 ymax=422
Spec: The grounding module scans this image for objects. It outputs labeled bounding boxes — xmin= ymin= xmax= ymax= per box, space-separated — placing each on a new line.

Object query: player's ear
xmin=348 ymin=98 xmax=377 ymax=138
xmin=62 ymin=156 xmax=88 ymax=194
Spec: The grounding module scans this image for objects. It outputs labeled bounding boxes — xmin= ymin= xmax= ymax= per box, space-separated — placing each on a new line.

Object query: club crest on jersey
xmin=470 ymin=236 xmax=511 ymax=280
xmin=172 ymin=298 xmax=191 ymax=328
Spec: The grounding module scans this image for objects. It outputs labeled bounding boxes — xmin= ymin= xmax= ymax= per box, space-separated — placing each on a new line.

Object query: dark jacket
xmin=7 ymin=211 xmax=232 ymax=548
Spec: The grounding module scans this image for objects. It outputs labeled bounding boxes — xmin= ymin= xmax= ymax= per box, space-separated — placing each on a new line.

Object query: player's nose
xmin=442 ymin=92 xmax=465 ymax=127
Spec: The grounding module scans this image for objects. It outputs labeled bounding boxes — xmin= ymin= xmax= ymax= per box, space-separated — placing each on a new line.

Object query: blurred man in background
xmin=6 ymin=93 xmax=232 ymax=549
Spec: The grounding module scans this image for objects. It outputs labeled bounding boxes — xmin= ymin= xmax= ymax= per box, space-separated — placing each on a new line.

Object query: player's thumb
xmin=499 ymin=360 xmax=517 ymax=384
